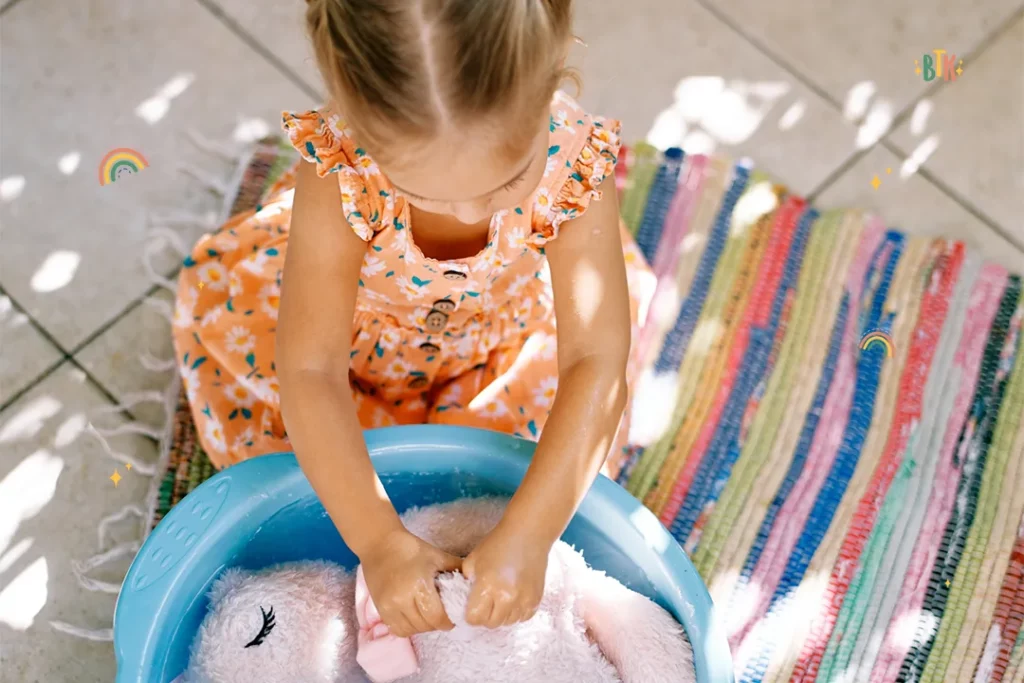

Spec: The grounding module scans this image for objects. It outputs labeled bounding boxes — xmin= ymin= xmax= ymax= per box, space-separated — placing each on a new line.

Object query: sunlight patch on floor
xmin=646 ymin=77 xmax=793 ymax=154
xmin=57 ymin=152 xmax=81 ymax=175
xmin=30 ymin=250 xmax=81 ymax=293
xmin=732 ymin=181 xmax=780 ymax=235
xmin=136 ymin=73 xmax=195 ymax=124
xmin=909 ymin=100 xmax=934 ymax=136
xmin=856 ymin=99 xmax=893 ymax=149
xmin=900 ymin=135 xmax=940 ymax=179
xmin=843 ymin=81 xmax=876 ymax=122
xmin=0 ymin=537 xmax=34 ymax=574
xmin=0 ymin=449 xmax=64 ymax=555
xmin=628 ymin=369 xmax=680 ymax=446
xmin=0 ymin=396 xmax=62 ymax=444
xmin=0 ymin=175 xmax=26 ymax=202
xmin=0 ymin=556 xmax=49 ymax=630
xmin=233 ymin=117 xmax=272 ymax=143
xmin=778 ymin=100 xmax=807 ymax=131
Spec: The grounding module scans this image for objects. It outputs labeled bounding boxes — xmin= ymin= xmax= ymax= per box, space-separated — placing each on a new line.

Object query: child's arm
xmin=464 ymin=176 xmax=632 ymax=627
xmin=278 ymin=160 xmax=459 ymax=637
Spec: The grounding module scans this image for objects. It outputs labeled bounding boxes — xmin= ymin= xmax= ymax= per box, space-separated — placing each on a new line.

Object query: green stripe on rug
xmin=693 ymin=210 xmax=845 ymax=577
xmin=920 ymin=286 xmax=1024 ymax=683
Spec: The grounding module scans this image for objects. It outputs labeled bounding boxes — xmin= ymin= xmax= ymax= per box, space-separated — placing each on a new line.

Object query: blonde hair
xmin=305 ymin=0 xmax=575 ymax=160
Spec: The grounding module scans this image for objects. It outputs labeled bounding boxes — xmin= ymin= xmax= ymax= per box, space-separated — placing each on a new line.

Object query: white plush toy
xmin=184 ymin=498 xmax=695 ymax=683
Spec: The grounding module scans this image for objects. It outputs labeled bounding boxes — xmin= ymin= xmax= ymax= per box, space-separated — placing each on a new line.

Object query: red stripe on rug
xmin=659 ymin=195 xmax=803 ymax=528
xmin=791 ymin=241 xmax=965 ymax=682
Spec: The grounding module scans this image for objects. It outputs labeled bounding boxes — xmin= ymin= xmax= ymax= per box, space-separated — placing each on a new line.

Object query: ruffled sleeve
xmin=281 ymin=108 xmax=394 ymax=242
xmin=528 ymin=113 xmax=622 ymax=251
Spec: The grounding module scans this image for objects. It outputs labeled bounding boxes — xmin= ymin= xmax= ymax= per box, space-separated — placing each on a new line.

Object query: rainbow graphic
xmin=859 ymin=329 xmax=894 ymax=358
xmin=98 ymin=148 xmax=149 ymax=186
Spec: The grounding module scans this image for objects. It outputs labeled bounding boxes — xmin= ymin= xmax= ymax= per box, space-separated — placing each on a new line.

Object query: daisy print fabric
xmin=171 ymin=91 xmax=651 ymax=477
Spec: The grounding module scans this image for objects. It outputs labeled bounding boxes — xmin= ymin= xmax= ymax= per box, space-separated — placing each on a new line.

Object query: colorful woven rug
xmin=154 ymin=140 xmax=1024 ymax=683
xmin=616 ymin=145 xmax=1024 ymax=683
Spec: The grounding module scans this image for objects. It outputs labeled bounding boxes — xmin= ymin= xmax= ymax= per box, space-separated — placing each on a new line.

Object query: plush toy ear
xmin=579 ymin=569 xmax=696 ymax=683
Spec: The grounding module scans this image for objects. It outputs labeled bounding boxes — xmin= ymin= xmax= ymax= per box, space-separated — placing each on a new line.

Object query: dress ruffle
xmin=527 ymin=117 xmax=623 ymax=251
xmin=281 ymin=109 xmax=392 ymax=241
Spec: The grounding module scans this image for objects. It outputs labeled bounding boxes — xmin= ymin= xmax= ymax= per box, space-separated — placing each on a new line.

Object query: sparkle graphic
xmin=110 ymin=470 xmax=122 ymax=487
xmin=870 ymin=168 xmax=892 ymax=190
xmin=956 ymin=59 xmax=964 ymax=76
xmin=914 ymin=59 xmax=922 ymax=75
xmin=125 ymin=462 xmax=133 ymax=470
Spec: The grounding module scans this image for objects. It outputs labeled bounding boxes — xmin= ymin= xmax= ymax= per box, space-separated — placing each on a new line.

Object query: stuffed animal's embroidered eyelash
xmin=244 ymin=606 xmax=276 ymax=648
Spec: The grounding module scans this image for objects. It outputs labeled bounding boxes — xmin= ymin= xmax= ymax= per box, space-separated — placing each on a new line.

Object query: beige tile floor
xmin=1 ymin=0 xmax=1022 ymax=680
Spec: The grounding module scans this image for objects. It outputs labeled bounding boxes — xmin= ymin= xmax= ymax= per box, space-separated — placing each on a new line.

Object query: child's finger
xmin=465 ymin=587 xmax=494 ymax=626
xmin=521 ymin=604 xmax=538 ymax=622
xmin=436 ymin=550 xmax=462 ymax=574
xmin=462 ymin=555 xmax=477 ymax=581
xmin=501 ymin=605 xmax=522 ymax=626
xmin=402 ymin=602 xmax=433 ymax=635
xmin=386 ymin=611 xmax=418 ymax=639
xmin=487 ymin=594 xmax=513 ymax=628
xmin=415 ymin=583 xmax=454 ymax=631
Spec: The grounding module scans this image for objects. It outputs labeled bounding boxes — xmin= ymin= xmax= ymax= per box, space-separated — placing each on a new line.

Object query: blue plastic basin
xmin=114 ymin=425 xmax=732 ymax=682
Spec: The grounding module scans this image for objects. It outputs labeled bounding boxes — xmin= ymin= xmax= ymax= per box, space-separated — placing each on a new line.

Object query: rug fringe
xmin=143 ymin=296 xmax=175 ymax=321
xmin=91 ymin=389 xmax=172 ymax=415
xmin=92 ymin=421 xmax=165 ymax=441
xmin=140 ymin=353 xmax=177 ymax=373
xmin=72 ymin=541 xmax=142 ymax=594
xmin=186 ymin=128 xmax=245 ymax=163
xmin=49 ymin=622 xmax=114 ymax=642
xmin=147 ymin=226 xmax=190 ymax=257
xmin=177 ymin=163 xmax=229 ymax=197
xmin=86 ymin=424 xmax=158 ymax=476
xmin=52 ymin=132 xmax=246 ymax=644
xmin=142 ymin=240 xmax=180 ymax=292
xmin=149 ymin=208 xmax=219 ymax=230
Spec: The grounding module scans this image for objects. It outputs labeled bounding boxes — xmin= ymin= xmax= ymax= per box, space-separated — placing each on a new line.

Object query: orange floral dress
xmin=172 ymin=91 xmax=652 ymax=477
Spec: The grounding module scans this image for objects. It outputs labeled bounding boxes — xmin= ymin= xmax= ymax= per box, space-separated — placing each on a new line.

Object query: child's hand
xmin=359 ymin=528 xmax=462 ymax=637
xmin=463 ymin=522 xmax=549 ymax=628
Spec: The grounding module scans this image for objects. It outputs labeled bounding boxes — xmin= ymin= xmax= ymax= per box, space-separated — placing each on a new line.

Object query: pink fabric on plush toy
xmin=354 ymin=565 xmax=420 ymax=682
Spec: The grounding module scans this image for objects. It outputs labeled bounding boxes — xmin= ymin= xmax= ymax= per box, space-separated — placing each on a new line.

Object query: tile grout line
xmin=902 ymin=154 xmax=1024 ymax=253
xmin=691 ymin=0 xmax=845 ymax=111
xmin=694 ymin=0 xmax=1023 ymax=247
xmin=5 ymin=0 xmax=1018 ymax=419
xmin=0 ymin=356 xmax=68 ymax=414
xmin=194 ymin=0 xmax=324 ymax=102
xmin=7 ymin=0 xmax=327 ymax=416
xmin=65 ymin=283 xmax=164 ymax=358
xmin=0 ymin=0 xmax=28 ymax=17
xmin=800 ymin=5 xmax=1024 ymax=240
xmin=4 ymin=0 xmax=310 ymax=417
xmin=0 ymin=286 xmax=154 ymax=421
xmin=876 ymin=4 xmax=1024 ymax=254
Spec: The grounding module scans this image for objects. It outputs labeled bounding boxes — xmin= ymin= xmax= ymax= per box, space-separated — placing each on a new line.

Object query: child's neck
xmin=409 ymin=205 xmax=492 ymax=261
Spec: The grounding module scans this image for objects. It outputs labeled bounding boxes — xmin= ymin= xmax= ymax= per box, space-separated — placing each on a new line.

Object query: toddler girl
xmin=173 ymin=0 xmax=651 ymax=639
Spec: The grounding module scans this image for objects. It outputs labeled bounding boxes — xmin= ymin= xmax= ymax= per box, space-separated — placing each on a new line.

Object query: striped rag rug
xmin=152 ymin=138 xmax=1023 ymax=683
xmin=616 ymin=144 xmax=1024 ymax=683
